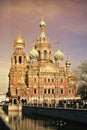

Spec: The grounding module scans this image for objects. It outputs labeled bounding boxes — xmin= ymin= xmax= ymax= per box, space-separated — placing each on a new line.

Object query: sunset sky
xmin=0 ymin=0 xmax=87 ymax=93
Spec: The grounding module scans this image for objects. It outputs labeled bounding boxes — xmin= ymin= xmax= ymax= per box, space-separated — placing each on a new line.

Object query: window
xmin=48 ymin=89 xmax=50 ymax=94
xmin=69 ymin=89 xmax=71 ymax=94
xmin=44 ymin=89 xmax=46 ymax=94
xmin=52 ymin=79 xmax=54 ymax=82
xmin=44 ymin=50 xmax=47 ymax=60
xmin=19 ymin=56 xmax=22 ymax=64
xmin=61 ymin=89 xmax=63 ymax=94
xmin=34 ymin=89 xmax=36 ymax=94
xmin=52 ymin=89 xmax=54 ymax=94
xmin=48 ymin=79 xmax=50 ymax=82
xmin=38 ymin=51 xmax=40 ymax=59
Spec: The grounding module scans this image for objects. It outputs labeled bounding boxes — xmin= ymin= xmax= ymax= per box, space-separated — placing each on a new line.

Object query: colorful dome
xmin=54 ymin=49 xmax=64 ymax=61
xmin=26 ymin=55 xmax=30 ymax=63
xmin=29 ymin=47 xmax=39 ymax=59
xmin=14 ymin=35 xmax=25 ymax=48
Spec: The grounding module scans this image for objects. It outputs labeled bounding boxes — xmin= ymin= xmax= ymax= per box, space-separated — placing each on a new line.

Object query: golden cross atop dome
xmin=57 ymin=41 xmax=61 ymax=50
xmin=18 ymin=31 xmax=21 ymax=38
xmin=17 ymin=31 xmax=24 ymax=43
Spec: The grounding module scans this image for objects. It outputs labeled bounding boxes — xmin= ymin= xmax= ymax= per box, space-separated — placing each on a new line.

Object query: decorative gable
xmin=40 ymin=62 xmax=59 ymax=73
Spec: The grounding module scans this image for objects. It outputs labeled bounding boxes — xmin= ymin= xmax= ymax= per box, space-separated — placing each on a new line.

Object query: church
xmin=8 ymin=18 xmax=77 ymax=105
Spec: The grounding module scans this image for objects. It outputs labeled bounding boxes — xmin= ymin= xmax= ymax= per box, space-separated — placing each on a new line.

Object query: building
xmin=8 ymin=18 xmax=77 ymax=105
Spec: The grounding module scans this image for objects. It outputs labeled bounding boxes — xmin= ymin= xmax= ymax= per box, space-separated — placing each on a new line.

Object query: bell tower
xmin=9 ymin=33 xmax=27 ymax=98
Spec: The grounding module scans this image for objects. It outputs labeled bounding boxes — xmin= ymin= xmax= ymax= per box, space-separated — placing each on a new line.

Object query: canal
xmin=3 ymin=110 xmax=87 ymax=130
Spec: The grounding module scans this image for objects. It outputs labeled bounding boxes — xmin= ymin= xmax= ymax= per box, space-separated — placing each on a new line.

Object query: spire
xmin=18 ymin=30 xmax=21 ymax=39
xmin=57 ymin=41 xmax=60 ymax=51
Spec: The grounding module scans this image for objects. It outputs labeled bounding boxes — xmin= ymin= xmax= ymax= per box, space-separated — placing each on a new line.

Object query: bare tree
xmin=73 ymin=61 xmax=87 ymax=99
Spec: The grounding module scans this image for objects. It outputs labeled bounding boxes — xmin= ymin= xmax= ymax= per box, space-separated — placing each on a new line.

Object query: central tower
xmin=35 ymin=17 xmax=52 ymax=65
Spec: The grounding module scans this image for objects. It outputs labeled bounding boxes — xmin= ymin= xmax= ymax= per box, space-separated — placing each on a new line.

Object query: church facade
xmin=8 ymin=18 xmax=77 ymax=105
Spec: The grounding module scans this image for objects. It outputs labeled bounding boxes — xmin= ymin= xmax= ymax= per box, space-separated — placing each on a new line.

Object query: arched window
xmin=44 ymin=89 xmax=46 ymax=94
xmin=48 ymin=79 xmax=50 ymax=82
xmin=14 ymin=56 xmax=17 ymax=64
xmin=52 ymin=79 xmax=54 ymax=82
xmin=19 ymin=56 xmax=22 ymax=64
xmin=38 ymin=51 xmax=40 ymax=59
xmin=48 ymin=89 xmax=50 ymax=94
xmin=44 ymin=50 xmax=47 ymax=60
xmin=52 ymin=89 xmax=54 ymax=94
xmin=34 ymin=89 xmax=36 ymax=94
xmin=69 ymin=89 xmax=71 ymax=94
xmin=61 ymin=89 xmax=63 ymax=94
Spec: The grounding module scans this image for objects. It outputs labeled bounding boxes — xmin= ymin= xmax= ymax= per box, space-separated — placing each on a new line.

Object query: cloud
xmin=1 ymin=0 xmax=87 ymax=23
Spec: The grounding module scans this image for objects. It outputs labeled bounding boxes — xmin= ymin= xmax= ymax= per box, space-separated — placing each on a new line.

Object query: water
xmin=4 ymin=111 xmax=87 ymax=130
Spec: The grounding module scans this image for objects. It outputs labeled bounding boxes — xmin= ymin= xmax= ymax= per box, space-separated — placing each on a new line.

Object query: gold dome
xmin=66 ymin=60 xmax=71 ymax=66
xmin=14 ymin=34 xmax=25 ymax=47
xmin=66 ymin=53 xmax=71 ymax=66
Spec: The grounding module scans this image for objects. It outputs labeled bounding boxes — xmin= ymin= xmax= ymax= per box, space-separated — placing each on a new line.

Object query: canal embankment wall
xmin=22 ymin=106 xmax=87 ymax=124
xmin=3 ymin=105 xmax=87 ymax=125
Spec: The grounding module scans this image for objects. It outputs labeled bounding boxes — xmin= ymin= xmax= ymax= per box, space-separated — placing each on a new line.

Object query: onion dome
xmin=14 ymin=34 xmax=25 ymax=48
xmin=54 ymin=49 xmax=64 ymax=61
xmin=26 ymin=55 xmax=30 ymax=63
xmin=66 ymin=59 xmax=71 ymax=66
xmin=66 ymin=53 xmax=71 ymax=66
xmin=39 ymin=16 xmax=46 ymax=28
xmin=29 ymin=47 xmax=39 ymax=59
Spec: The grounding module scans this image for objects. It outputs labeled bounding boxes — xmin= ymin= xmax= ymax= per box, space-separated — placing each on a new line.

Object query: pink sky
xmin=0 ymin=0 xmax=87 ymax=93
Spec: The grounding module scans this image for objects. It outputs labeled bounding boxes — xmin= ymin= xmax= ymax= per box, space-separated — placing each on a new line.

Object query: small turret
xmin=66 ymin=53 xmax=71 ymax=77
